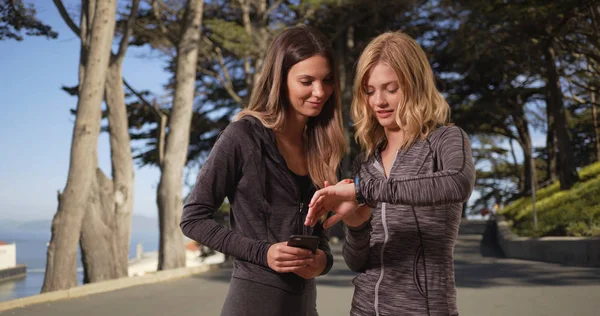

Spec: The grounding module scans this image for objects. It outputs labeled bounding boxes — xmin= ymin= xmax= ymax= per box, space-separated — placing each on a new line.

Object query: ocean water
xmin=0 ymin=230 xmax=159 ymax=302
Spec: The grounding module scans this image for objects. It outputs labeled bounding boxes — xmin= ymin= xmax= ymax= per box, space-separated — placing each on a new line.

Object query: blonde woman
xmin=305 ymin=32 xmax=475 ymax=316
xmin=181 ymin=26 xmax=345 ymax=316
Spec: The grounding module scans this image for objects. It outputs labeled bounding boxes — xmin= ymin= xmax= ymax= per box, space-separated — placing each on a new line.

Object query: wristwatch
xmin=354 ymin=175 xmax=367 ymax=206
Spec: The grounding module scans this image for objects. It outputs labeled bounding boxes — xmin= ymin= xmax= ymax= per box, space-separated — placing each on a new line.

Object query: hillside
xmin=500 ymin=162 xmax=600 ymax=237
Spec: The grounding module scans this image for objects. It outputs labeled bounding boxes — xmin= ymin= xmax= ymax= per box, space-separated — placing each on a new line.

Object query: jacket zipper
xmin=374 ymin=202 xmax=389 ymax=316
xmin=298 ymin=202 xmax=305 ymax=235
xmin=374 ymin=149 xmax=399 ymax=316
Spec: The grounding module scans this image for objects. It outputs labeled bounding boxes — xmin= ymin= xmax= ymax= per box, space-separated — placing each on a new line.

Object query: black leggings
xmin=220 ymin=278 xmax=318 ymax=316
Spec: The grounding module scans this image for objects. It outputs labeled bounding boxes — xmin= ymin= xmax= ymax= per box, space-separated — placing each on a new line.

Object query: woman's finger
xmin=308 ymin=207 xmax=328 ymax=227
xmin=337 ymin=178 xmax=353 ymax=185
xmin=309 ymin=186 xmax=332 ymax=207
xmin=275 ymin=259 xmax=313 ymax=267
xmin=279 ymin=245 xmax=314 ymax=257
xmin=273 ymin=252 xmax=313 ymax=261
xmin=306 ymin=205 xmax=324 ymax=227
xmin=324 ymin=213 xmax=344 ymax=229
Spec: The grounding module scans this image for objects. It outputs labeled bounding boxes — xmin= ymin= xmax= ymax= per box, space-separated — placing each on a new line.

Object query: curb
xmin=0 ymin=262 xmax=224 ymax=312
xmin=496 ymin=216 xmax=600 ymax=267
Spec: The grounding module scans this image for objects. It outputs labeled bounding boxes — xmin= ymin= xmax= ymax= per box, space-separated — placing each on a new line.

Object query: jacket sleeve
xmin=342 ymin=215 xmax=372 ymax=272
xmin=180 ymin=123 xmax=271 ymax=267
xmin=342 ymin=153 xmax=373 ymax=272
xmin=360 ymin=126 xmax=475 ymax=206
xmin=312 ymin=221 xmax=334 ymax=276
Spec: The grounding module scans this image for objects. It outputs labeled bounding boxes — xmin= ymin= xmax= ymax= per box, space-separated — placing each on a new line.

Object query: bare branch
xmin=197 ymin=66 xmax=218 ymax=78
xmin=198 ymin=63 xmax=243 ymax=104
xmin=563 ymin=72 xmax=587 ymax=104
xmin=123 ymin=79 xmax=152 ymax=107
xmin=214 ymin=47 xmax=243 ymax=104
xmin=122 ymin=78 xmax=168 ymax=119
xmin=564 ymin=95 xmax=587 ymax=104
xmin=216 ymin=73 xmax=244 ymax=104
xmin=152 ymin=0 xmax=172 ymax=43
xmin=565 ymin=76 xmax=600 ymax=95
xmin=52 ymin=0 xmax=81 ymax=37
xmin=154 ymin=97 xmax=166 ymax=167
xmin=115 ymin=0 xmax=141 ymax=63
xmin=156 ymin=0 xmax=181 ymax=16
xmin=263 ymin=0 xmax=284 ymax=23
xmin=215 ymin=48 xmax=233 ymax=88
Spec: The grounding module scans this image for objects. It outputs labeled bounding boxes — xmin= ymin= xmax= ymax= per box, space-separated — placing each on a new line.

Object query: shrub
xmin=499 ymin=162 xmax=600 ymax=237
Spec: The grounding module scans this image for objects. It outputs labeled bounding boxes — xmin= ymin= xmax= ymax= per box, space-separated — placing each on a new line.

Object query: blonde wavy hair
xmin=352 ymin=31 xmax=450 ymax=157
xmin=235 ymin=26 xmax=346 ymax=188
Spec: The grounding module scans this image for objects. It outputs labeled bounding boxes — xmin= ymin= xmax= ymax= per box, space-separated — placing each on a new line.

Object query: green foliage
xmin=122 ymin=0 xmax=599 ymax=206
xmin=500 ymin=162 xmax=600 ymax=237
xmin=204 ymin=19 xmax=255 ymax=56
xmin=213 ymin=202 xmax=230 ymax=226
xmin=0 ymin=0 xmax=57 ymax=41
xmin=218 ymin=202 xmax=230 ymax=214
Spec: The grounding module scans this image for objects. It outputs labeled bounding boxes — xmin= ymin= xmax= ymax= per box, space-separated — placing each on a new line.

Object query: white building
xmin=0 ymin=242 xmax=16 ymax=270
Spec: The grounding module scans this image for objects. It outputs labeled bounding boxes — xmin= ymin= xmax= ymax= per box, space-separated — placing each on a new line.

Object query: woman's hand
xmin=293 ymin=249 xmax=327 ymax=279
xmin=305 ymin=181 xmax=357 ymax=227
xmin=342 ymin=205 xmax=372 ymax=229
xmin=267 ymin=242 xmax=315 ymax=273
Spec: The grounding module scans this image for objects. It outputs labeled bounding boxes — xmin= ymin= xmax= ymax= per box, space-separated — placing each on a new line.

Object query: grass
xmin=499 ymin=162 xmax=600 ymax=237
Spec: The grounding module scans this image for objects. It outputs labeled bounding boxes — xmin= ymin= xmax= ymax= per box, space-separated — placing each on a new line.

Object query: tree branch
xmin=152 ymin=0 xmax=177 ymax=45
xmin=565 ymin=76 xmax=600 ymax=95
xmin=214 ymin=47 xmax=243 ymax=104
xmin=52 ymin=0 xmax=81 ymax=37
xmin=115 ymin=0 xmax=141 ymax=63
xmin=200 ymin=34 xmax=245 ymax=104
xmin=562 ymin=71 xmax=587 ymax=104
xmin=154 ymin=98 xmax=166 ymax=167
xmin=156 ymin=0 xmax=180 ymax=16
xmin=263 ymin=0 xmax=284 ymax=23
xmin=197 ymin=66 xmax=218 ymax=78
xmin=123 ymin=78 xmax=166 ymax=119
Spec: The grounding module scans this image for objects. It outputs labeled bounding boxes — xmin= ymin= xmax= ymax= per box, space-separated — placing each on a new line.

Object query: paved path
xmin=3 ymin=221 xmax=600 ymax=315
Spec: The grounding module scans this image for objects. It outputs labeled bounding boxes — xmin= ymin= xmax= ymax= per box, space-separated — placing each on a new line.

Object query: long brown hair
xmin=236 ymin=26 xmax=346 ymax=188
xmin=352 ymin=31 xmax=450 ymax=157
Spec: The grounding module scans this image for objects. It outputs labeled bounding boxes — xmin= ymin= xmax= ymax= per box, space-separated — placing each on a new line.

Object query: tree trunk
xmin=513 ymin=111 xmax=534 ymax=195
xmin=81 ymin=62 xmax=136 ymax=282
xmin=508 ymin=139 xmax=523 ymax=192
xmin=592 ymin=92 xmax=600 ymax=162
xmin=80 ymin=168 xmax=119 ymax=283
xmin=240 ymin=0 xmax=253 ymax=90
xmin=104 ymin=61 xmax=135 ymax=277
xmin=337 ymin=26 xmax=356 ymax=178
xmin=253 ymin=0 xmax=268 ymax=90
xmin=42 ymin=0 xmax=118 ymax=292
xmin=545 ymin=96 xmax=558 ymax=182
xmin=78 ymin=0 xmax=139 ymax=282
xmin=544 ymin=42 xmax=579 ymax=190
xmin=157 ymin=0 xmax=204 ymax=270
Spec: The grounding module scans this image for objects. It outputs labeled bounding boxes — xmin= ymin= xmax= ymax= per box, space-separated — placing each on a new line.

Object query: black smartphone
xmin=287 ymin=235 xmax=320 ymax=254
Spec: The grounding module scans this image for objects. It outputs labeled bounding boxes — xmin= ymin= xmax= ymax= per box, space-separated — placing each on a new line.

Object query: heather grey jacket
xmin=344 ymin=126 xmax=475 ymax=316
xmin=181 ymin=116 xmax=333 ymax=295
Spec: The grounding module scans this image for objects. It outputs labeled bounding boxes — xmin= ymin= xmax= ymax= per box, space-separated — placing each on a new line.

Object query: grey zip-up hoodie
xmin=344 ymin=126 xmax=475 ymax=316
xmin=181 ymin=116 xmax=333 ymax=294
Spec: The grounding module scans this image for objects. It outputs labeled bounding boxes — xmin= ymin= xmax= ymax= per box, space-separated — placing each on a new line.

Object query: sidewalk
xmin=3 ymin=221 xmax=600 ymax=315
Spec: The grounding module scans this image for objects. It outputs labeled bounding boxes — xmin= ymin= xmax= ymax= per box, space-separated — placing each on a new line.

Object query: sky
xmin=0 ymin=1 xmax=549 ymax=221
xmin=0 ymin=1 xmax=170 ymax=220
